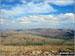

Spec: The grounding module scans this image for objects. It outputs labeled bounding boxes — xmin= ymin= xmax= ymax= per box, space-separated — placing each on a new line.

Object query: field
xmin=0 ymin=29 xmax=74 ymax=56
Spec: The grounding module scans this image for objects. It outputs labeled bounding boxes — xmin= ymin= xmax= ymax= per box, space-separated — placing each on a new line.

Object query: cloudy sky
xmin=0 ymin=0 xmax=74 ymax=30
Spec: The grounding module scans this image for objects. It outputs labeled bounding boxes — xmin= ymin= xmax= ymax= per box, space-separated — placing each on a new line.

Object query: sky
xmin=0 ymin=0 xmax=74 ymax=30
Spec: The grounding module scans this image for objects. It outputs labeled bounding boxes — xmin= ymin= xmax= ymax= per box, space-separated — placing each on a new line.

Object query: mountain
xmin=16 ymin=28 xmax=74 ymax=40
xmin=0 ymin=28 xmax=74 ymax=46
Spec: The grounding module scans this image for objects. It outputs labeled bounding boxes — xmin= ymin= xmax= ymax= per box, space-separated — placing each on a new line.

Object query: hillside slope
xmin=0 ymin=30 xmax=74 ymax=46
xmin=19 ymin=28 xmax=74 ymax=40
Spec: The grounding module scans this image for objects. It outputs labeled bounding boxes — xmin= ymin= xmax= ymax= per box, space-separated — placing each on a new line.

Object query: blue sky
xmin=0 ymin=0 xmax=74 ymax=30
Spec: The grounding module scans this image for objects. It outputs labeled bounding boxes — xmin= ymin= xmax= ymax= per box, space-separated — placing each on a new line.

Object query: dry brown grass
xmin=0 ymin=31 xmax=74 ymax=56
xmin=0 ymin=45 xmax=74 ymax=56
xmin=1 ymin=33 xmax=65 ymax=46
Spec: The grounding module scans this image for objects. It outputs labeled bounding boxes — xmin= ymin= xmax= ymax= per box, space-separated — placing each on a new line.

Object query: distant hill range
xmin=0 ymin=28 xmax=74 ymax=46
xmin=16 ymin=28 xmax=74 ymax=40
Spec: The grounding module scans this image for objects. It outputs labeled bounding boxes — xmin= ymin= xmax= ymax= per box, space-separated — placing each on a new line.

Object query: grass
xmin=1 ymin=32 xmax=65 ymax=46
xmin=0 ymin=31 xmax=74 ymax=56
xmin=0 ymin=31 xmax=74 ymax=46
xmin=0 ymin=45 xmax=74 ymax=56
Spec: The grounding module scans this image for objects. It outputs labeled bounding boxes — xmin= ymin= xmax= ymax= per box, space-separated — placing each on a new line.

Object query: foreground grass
xmin=0 ymin=45 xmax=74 ymax=56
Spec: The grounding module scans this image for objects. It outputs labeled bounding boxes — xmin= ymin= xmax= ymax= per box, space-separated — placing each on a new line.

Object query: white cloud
xmin=12 ymin=20 xmax=15 ymax=24
xmin=17 ymin=15 xmax=45 ymax=22
xmin=0 ymin=13 xmax=74 ymax=28
xmin=0 ymin=18 xmax=16 ymax=25
xmin=19 ymin=21 xmax=33 ymax=24
xmin=17 ymin=13 xmax=74 ymax=26
xmin=1 ymin=0 xmax=74 ymax=18
xmin=0 ymin=19 xmax=9 ymax=25
xmin=1 ymin=13 xmax=74 ymax=26
xmin=58 ymin=13 xmax=73 ymax=18
xmin=0 ymin=19 xmax=4 ymax=25
xmin=17 ymin=17 xmax=31 ymax=21
xmin=1 ymin=5 xmax=25 ymax=16
xmin=1 ymin=2 xmax=56 ymax=17
xmin=44 ymin=0 xmax=74 ymax=6
xmin=21 ymin=0 xmax=74 ymax=6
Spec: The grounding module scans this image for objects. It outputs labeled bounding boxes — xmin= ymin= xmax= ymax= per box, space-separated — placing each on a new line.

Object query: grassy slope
xmin=0 ymin=31 xmax=74 ymax=46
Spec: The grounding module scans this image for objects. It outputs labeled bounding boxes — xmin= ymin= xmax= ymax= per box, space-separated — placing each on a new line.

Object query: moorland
xmin=0 ymin=28 xmax=74 ymax=56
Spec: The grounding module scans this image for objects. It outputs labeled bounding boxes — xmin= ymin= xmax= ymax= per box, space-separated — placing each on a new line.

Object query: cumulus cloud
xmin=0 ymin=13 xmax=74 ymax=29
xmin=1 ymin=0 xmax=74 ymax=29
xmin=1 ymin=13 xmax=74 ymax=26
xmin=17 ymin=13 xmax=74 ymax=26
xmin=1 ymin=0 xmax=74 ymax=18
xmin=57 ymin=13 xmax=74 ymax=20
